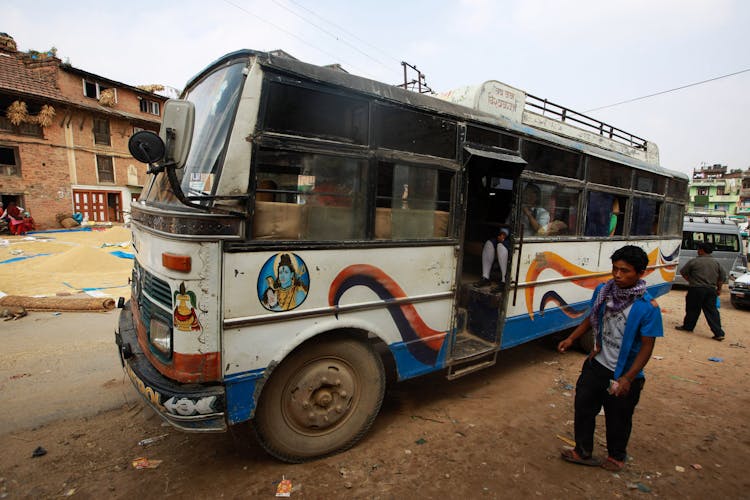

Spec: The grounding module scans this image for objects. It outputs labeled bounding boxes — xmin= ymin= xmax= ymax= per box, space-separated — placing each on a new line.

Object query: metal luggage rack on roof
xmin=525 ymin=93 xmax=648 ymax=151
xmin=685 ymin=211 xmax=729 ymax=223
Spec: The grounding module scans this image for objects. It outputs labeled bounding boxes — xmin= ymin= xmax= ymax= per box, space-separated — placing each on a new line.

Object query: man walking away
xmin=676 ymin=242 xmax=726 ymax=341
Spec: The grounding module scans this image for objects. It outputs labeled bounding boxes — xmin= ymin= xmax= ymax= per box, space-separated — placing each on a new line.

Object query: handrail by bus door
xmin=512 ymin=231 xmax=523 ymax=307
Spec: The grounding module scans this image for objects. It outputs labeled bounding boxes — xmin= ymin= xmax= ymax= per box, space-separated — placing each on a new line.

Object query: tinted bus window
xmin=661 ymin=203 xmax=683 ymax=236
xmin=631 ymin=197 xmax=660 ymax=235
xmin=375 ymin=162 xmax=453 ymax=239
xmin=265 ymin=81 xmax=369 ymax=145
xmin=683 ymin=231 xmax=740 ymax=252
xmin=634 ymin=171 xmax=666 ymax=194
xmin=466 ymin=125 xmax=519 ymax=151
xmin=667 ymin=178 xmax=689 ymax=201
xmin=253 ymin=149 xmax=368 ymax=240
xmin=374 ymin=104 xmax=457 ymax=159
xmin=587 ymin=157 xmax=632 ymax=189
xmin=585 ymin=191 xmax=626 ymax=237
xmin=522 ymin=141 xmax=582 ymax=179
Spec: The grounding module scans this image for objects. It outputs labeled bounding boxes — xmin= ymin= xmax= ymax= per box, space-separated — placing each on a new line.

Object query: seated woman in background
xmin=3 ymin=202 xmax=34 ymax=235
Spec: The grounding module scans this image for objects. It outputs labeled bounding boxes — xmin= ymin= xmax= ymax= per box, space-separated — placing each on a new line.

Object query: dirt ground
xmin=1 ymin=287 xmax=749 ymax=499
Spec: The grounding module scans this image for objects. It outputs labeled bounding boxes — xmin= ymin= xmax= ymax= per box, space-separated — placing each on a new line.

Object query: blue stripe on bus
xmin=501 ymin=283 xmax=673 ymax=349
xmin=225 ymin=368 xmax=265 ymax=424
xmin=388 ymin=334 xmax=450 ymax=380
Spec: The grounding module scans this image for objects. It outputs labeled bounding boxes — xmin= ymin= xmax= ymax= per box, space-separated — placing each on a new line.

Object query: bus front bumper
xmin=115 ymin=303 xmax=227 ymax=432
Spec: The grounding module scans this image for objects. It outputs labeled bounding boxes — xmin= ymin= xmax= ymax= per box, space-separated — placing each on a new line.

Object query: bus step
xmin=446 ymin=352 xmax=497 ymax=380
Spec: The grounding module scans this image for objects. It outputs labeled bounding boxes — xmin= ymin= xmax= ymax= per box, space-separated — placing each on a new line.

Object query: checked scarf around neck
xmin=590 ymin=278 xmax=647 ymax=334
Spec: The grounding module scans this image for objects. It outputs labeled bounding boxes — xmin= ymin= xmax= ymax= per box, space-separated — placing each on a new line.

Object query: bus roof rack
xmin=434 ymin=81 xmax=659 ymax=166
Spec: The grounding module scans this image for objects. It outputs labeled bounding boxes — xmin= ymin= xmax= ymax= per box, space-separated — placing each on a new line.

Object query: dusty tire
xmin=577 ymin=327 xmax=595 ymax=353
xmin=253 ymin=336 xmax=385 ymax=463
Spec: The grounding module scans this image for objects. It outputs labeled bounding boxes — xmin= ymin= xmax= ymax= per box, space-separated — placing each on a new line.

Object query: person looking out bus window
xmin=474 ymin=227 xmax=509 ymax=292
xmin=609 ymin=199 xmax=620 ymax=236
xmin=557 ymin=245 xmax=662 ymax=472
xmin=521 ymin=183 xmax=550 ymax=236
xmin=676 ymin=242 xmax=726 ymax=341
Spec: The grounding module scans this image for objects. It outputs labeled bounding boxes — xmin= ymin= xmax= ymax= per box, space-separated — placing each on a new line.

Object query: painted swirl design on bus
xmin=329 ymin=264 xmax=446 ymax=366
xmin=656 ymin=246 xmax=680 ymax=282
xmin=527 ymin=247 xmax=679 ymax=319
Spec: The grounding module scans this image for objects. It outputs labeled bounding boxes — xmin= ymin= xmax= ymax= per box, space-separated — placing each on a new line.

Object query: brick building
xmin=0 ymin=33 xmax=168 ymax=229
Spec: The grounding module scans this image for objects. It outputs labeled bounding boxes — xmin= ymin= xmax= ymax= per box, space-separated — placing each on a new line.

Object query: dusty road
xmin=1 ymin=289 xmax=749 ymax=498
xmin=0 ymin=310 xmax=137 ymax=433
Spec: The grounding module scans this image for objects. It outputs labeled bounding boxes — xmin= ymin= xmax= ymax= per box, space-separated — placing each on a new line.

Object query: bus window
xmin=375 ymin=162 xmax=453 ymax=239
xmin=252 ymin=150 xmax=368 ymax=240
xmin=661 ymin=203 xmax=684 ymax=236
xmin=466 ymin=125 xmax=519 ymax=151
xmin=374 ymin=103 xmax=457 ymax=159
xmin=634 ymin=171 xmax=666 ymax=194
xmin=587 ymin=156 xmax=632 ymax=189
xmin=520 ymin=181 xmax=573 ymax=237
xmin=631 ymin=197 xmax=661 ymax=235
xmin=522 ymin=141 xmax=582 ymax=179
xmin=585 ymin=191 xmax=625 ymax=237
xmin=264 ymin=81 xmax=369 ymax=145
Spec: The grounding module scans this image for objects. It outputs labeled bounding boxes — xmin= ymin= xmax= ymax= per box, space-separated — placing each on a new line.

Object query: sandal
xmin=560 ymin=447 xmax=602 ymax=466
xmin=601 ymin=456 xmax=625 ymax=471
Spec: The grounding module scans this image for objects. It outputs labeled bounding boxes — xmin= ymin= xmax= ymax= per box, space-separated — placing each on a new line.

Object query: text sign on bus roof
xmin=436 ymin=80 xmax=525 ymax=123
xmin=476 ymin=81 xmax=524 ymax=122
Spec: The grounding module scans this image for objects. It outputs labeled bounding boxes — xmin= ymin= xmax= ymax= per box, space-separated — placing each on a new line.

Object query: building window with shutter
xmin=97 ymin=155 xmax=115 ymax=183
xmin=93 ymin=118 xmax=111 ymax=146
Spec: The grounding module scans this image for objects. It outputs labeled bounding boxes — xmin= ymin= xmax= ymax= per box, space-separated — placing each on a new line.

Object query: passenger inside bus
xmin=521 ymin=183 xmax=550 ymax=236
xmin=474 ymin=227 xmax=510 ymax=292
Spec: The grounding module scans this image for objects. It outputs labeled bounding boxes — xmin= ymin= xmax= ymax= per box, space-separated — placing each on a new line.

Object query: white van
xmin=674 ymin=214 xmax=747 ymax=286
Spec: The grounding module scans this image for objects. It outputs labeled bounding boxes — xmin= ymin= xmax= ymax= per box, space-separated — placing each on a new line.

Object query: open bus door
xmin=447 ymin=146 xmax=526 ymax=379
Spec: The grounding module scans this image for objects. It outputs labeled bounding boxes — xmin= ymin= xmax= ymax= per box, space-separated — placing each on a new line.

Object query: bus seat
xmin=434 ymin=210 xmax=449 ymax=237
xmin=307 ymin=205 xmax=363 ymax=240
xmin=375 ymin=207 xmax=392 ymax=239
xmin=252 ymin=201 xmax=305 ymax=240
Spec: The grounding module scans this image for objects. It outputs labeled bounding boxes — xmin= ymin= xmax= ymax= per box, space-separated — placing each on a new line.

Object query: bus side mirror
xmin=159 ymin=99 xmax=194 ymax=168
xmin=129 ymin=130 xmax=165 ymax=164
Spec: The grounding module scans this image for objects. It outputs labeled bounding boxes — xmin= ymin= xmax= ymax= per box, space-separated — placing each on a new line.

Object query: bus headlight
xmin=149 ymin=318 xmax=172 ymax=355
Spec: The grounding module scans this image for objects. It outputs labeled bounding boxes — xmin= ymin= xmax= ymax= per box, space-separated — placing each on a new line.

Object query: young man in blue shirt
xmin=557 ymin=245 xmax=663 ymax=471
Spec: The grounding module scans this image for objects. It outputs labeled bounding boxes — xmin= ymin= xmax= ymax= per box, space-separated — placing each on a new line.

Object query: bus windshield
xmin=143 ymin=61 xmax=246 ymax=207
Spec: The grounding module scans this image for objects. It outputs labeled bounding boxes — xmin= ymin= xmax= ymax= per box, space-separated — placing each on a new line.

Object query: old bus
xmin=117 ymin=49 xmax=688 ymax=462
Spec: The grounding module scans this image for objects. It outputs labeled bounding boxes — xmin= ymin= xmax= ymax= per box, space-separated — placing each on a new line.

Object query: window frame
xmin=96 ymin=154 xmax=115 ymax=184
xmin=82 ymin=79 xmax=117 ymax=102
xmin=93 ymin=117 xmax=111 ymax=146
xmin=139 ymin=98 xmax=161 ymax=116
xmin=0 ymin=144 xmax=21 ymax=176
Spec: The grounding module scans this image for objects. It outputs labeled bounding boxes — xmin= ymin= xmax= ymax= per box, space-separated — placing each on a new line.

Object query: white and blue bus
xmin=117 ymin=50 xmax=688 ymax=462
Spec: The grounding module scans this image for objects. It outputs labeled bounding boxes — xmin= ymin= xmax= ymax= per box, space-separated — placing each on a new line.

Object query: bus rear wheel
xmin=253 ymin=336 xmax=385 ymax=463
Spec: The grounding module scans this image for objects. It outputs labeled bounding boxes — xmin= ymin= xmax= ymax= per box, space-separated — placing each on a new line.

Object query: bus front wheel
xmin=253 ymin=336 xmax=386 ymax=463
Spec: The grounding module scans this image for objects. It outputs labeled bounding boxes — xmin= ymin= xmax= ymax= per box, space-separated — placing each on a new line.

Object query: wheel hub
xmin=286 ymin=361 xmax=355 ymax=431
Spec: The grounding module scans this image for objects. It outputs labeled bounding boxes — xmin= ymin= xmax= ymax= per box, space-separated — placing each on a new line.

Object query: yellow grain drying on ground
xmin=0 ymin=226 xmax=134 ymax=298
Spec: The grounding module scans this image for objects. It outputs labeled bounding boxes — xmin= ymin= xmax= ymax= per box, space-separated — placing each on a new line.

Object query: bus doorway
xmin=449 ymin=150 xmax=524 ymax=376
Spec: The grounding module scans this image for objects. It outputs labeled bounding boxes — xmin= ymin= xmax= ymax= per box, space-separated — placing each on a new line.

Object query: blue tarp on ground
xmin=0 ymin=253 xmax=51 ymax=264
xmin=27 ymin=227 xmax=93 ymax=235
xmin=109 ymin=250 xmax=134 ymax=259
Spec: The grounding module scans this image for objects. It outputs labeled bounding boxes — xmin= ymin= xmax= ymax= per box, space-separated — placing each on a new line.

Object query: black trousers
xmin=574 ymin=358 xmax=644 ymax=461
xmin=683 ymin=286 xmax=725 ymax=337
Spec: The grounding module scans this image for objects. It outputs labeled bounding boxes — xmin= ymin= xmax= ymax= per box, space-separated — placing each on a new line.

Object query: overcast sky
xmin=5 ymin=0 xmax=750 ymax=176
